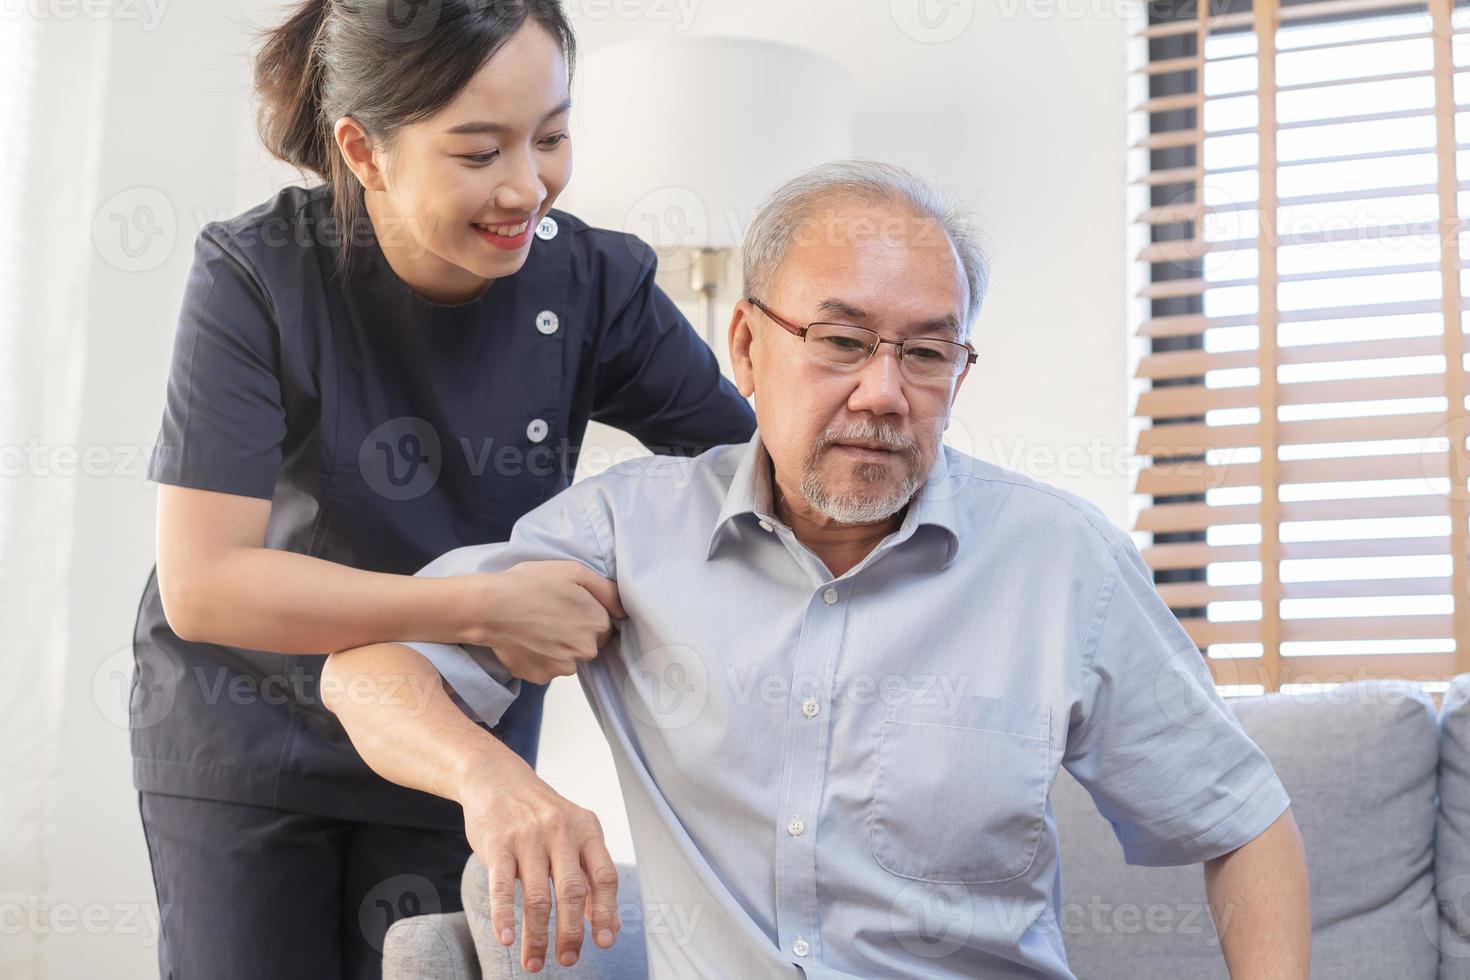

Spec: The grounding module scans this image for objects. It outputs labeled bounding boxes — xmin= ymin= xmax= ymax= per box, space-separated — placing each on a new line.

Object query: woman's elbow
xmin=157 ymin=570 xmax=212 ymax=643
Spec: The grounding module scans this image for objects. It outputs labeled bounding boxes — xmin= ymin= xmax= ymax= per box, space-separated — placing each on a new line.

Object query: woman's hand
xmin=459 ymin=561 xmax=626 ymax=683
xmin=459 ymin=749 xmax=621 ymax=973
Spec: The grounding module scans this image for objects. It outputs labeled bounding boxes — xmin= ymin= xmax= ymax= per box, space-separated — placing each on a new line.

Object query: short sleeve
xmin=1062 ymin=537 xmax=1291 ymax=866
xmin=590 ymin=236 xmax=755 ymax=455
xmin=147 ymin=225 xmax=286 ymax=499
xmin=403 ymin=479 xmax=614 ymax=726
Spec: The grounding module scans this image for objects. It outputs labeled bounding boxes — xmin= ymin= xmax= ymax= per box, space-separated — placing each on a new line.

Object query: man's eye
xmin=906 ymin=346 xmax=946 ymax=361
xmin=821 ymin=336 xmax=867 ymax=352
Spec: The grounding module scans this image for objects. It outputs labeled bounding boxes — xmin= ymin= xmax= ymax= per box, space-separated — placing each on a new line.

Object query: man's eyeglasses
xmin=747 ymin=297 xmax=976 ymax=385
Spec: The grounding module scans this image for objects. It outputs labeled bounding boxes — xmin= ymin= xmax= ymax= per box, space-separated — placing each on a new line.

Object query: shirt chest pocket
xmin=869 ymin=693 xmax=1052 ymax=885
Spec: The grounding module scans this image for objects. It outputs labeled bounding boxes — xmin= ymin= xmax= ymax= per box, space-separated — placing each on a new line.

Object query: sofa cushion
xmin=1054 ymin=678 xmax=1438 ymax=979
xmin=460 ymin=857 xmax=648 ymax=979
xmin=1436 ymin=674 xmax=1470 ymax=977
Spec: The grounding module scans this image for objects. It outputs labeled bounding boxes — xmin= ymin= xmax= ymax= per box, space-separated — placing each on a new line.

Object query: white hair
xmin=741 ymin=160 xmax=990 ymax=340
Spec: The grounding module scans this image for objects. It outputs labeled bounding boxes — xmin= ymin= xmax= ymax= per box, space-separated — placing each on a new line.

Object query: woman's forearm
xmin=163 ymin=546 xmax=483 ymax=654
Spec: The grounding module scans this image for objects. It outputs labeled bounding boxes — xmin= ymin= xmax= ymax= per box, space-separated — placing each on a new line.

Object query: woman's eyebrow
xmin=441 ymin=97 xmax=573 ymax=136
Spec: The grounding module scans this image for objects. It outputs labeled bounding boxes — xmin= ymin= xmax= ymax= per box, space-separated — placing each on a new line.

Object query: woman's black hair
xmin=252 ymin=0 xmax=576 ymax=279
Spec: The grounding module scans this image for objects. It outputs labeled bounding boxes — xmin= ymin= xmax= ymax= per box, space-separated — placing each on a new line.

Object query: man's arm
xmin=1204 ymin=809 xmax=1311 ymax=978
xmin=321 ymin=642 xmax=619 ymax=975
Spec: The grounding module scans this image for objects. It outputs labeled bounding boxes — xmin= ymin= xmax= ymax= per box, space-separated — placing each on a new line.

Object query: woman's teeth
xmin=474 ymin=220 xmax=529 ymax=237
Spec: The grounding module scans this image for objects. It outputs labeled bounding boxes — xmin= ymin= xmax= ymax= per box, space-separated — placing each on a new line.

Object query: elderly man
xmin=323 ymin=161 xmax=1310 ymax=978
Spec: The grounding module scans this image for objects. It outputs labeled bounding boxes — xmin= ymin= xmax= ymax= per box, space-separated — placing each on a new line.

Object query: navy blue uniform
xmin=133 ymin=184 xmax=755 ymax=978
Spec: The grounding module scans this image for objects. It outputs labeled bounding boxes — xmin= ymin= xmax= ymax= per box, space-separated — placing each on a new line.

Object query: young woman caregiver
xmin=132 ymin=1 xmax=755 ymax=977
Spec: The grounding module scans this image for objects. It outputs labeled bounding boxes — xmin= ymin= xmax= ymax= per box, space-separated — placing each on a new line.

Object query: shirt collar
xmin=705 ymin=428 xmax=961 ymax=568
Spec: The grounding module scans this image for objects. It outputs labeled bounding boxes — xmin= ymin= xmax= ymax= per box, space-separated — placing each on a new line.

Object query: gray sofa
xmin=385 ymin=676 xmax=1470 ymax=978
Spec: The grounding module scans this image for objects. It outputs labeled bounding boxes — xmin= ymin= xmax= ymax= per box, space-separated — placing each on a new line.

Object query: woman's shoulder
xmin=193 ymin=184 xmax=334 ymax=268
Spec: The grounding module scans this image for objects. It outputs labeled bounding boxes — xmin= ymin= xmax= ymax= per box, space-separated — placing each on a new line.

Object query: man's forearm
xmin=1204 ymin=809 xmax=1310 ymax=978
xmin=321 ymin=642 xmax=528 ymax=801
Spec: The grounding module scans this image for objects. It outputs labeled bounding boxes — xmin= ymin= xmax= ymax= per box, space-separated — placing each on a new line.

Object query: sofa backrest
xmin=1053 ymin=679 xmax=1440 ymax=979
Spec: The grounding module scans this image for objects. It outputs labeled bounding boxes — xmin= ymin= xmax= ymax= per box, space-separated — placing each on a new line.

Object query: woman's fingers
xmin=573 ymin=564 xmax=626 ymax=620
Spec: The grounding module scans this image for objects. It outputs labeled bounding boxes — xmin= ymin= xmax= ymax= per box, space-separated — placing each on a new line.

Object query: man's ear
xmin=728 ymin=301 xmax=757 ymax=398
xmin=334 ymin=116 xmax=389 ymax=193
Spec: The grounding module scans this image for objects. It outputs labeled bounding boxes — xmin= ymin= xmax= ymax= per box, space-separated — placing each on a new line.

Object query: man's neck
xmin=770 ymin=472 xmax=904 ymax=579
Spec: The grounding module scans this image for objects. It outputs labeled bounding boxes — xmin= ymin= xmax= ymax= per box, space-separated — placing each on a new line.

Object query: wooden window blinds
xmin=1131 ymin=0 xmax=1470 ymax=692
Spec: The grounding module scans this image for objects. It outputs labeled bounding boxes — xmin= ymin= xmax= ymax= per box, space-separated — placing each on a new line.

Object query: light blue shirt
xmin=408 ymin=430 xmax=1290 ymax=979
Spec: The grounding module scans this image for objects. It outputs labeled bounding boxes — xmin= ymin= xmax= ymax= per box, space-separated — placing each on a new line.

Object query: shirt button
xmin=758 ymin=520 xmax=773 ymax=533
xmin=793 ymin=937 xmax=810 ymax=957
xmin=801 ymin=697 xmax=820 ymax=719
xmin=787 ymin=815 xmax=805 ymax=836
xmin=822 ymin=588 xmax=839 ymax=605
xmin=535 ymin=310 xmax=560 ymax=335
xmin=526 ymin=418 xmax=549 ymax=443
xmin=535 ymin=216 xmax=558 ymax=240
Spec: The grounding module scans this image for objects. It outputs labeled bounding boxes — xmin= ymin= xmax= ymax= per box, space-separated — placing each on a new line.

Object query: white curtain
xmin=0 ymin=13 xmax=112 ymax=979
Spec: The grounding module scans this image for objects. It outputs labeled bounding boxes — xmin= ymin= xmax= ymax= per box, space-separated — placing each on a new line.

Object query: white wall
xmin=28 ymin=2 xmax=1128 ymax=976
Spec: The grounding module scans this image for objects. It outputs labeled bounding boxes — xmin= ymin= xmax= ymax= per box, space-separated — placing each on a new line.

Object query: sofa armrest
xmin=384 ymin=911 xmax=480 ymax=980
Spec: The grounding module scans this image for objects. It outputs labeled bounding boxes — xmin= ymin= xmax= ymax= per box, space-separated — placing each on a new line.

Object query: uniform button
xmin=793 ymin=937 xmax=810 ymax=957
xmin=787 ymin=815 xmax=805 ymax=836
xmin=801 ymin=697 xmax=820 ymax=719
xmin=535 ymin=216 xmax=558 ymax=240
xmin=758 ymin=520 xmax=773 ymax=533
xmin=535 ymin=310 xmax=560 ymax=335
xmin=822 ymin=588 xmax=839 ymax=605
xmin=526 ymin=418 xmax=549 ymax=443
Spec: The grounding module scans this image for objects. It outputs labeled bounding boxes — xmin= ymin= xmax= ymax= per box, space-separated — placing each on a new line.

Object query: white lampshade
xmin=562 ymin=36 xmax=854 ymax=254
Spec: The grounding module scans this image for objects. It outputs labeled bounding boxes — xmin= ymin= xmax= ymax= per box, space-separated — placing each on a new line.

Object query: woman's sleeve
xmin=147 ymin=224 xmax=287 ymax=500
xmin=589 ymin=236 xmax=756 ymax=455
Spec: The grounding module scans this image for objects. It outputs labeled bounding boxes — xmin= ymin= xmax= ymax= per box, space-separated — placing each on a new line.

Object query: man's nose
xmin=846 ymin=344 xmax=909 ymax=417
